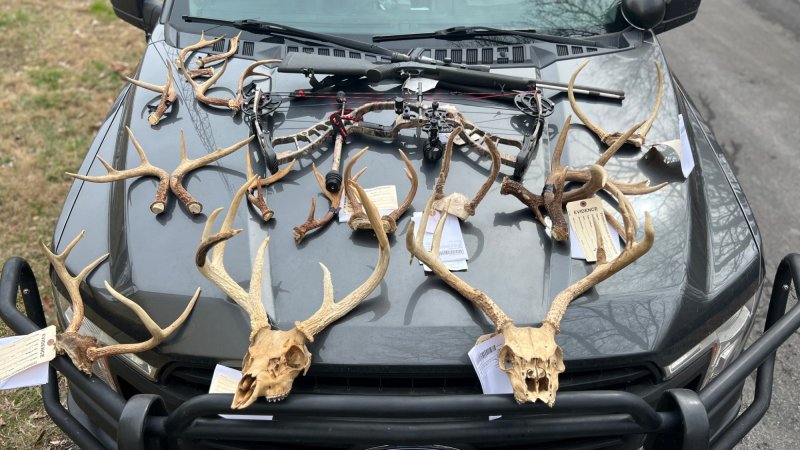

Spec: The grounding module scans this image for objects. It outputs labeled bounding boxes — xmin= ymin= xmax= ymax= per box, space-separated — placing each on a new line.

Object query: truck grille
xmin=160 ymin=364 xmax=656 ymax=398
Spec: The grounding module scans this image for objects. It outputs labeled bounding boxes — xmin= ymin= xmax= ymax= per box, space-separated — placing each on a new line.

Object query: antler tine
xmin=196 ymin=177 xmax=271 ymax=335
xmin=568 ymin=61 xmax=610 ymax=145
xmin=170 ymin=130 xmax=254 ymax=214
xmin=236 ymin=59 xmax=282 ymax=108
xmin=343 ymin=148 xmax=370 ymax=222
xmin=40 ymin=231 xmax=108 ymax=334
xmin=636 ymin=62 xmax=664 ymax=140
xmin=176 ymin=31 xmax=225 ymax=67
xmin=542 ymin=195 xmax=655 ymax=333
xmin=197 ymin=32 xmax=241 ymax=68
xmin=406 ymin=195 xmax=513 ymax=331
xmin=67 ymin=127 xmax=170 ymax=214
xmin=384 ymin=149 xmax=419 ymax=227
xmin=125 ymin=61 xmax=177 ymax=126
xmin=466 ymin=132 xmax=501 ymax=216
xmin=86 ymin=283 xmax=200 ymax=360
xmin=541 ymin=116 xmax=572 ymax=240
xmin=296 ymin=181 xmax=391 ymax=341
xmin=434 ymin=126 xmax=462 ymax=201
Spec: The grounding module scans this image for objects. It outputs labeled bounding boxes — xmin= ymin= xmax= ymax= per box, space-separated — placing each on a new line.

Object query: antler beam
xmin=69 ymin=127 xmax=252 ymax=215
xmin=43 ymin=231 xmax=198 ymax=374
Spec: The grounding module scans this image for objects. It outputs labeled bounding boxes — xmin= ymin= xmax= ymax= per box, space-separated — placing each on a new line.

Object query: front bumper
xmin=2 ymin=255 xmax=799 ymax=450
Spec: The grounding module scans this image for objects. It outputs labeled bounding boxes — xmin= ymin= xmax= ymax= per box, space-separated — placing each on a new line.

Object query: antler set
xmin=569 ymin=61 xmax=664 ymax=148
xmin=196 ymin=177 xmax=390 ymax=408
xmin=500 ymin=115 xmax=665 ymax=241
xmin=408 ymin=182 xmax=655 ymax=405
xmin=68 ymin=127 xmax=252 ymax=215
xmin=176 ymin=32 xmax=243 ymax=111
xmin=42 ymin=231 xmax=198 ymax=374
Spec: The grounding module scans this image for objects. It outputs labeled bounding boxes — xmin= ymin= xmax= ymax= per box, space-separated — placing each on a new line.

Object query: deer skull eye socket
xmin=499 ymin=346 xmax=514 ymax=370
xmin=285 ymin=345 xmax=307 ymax=369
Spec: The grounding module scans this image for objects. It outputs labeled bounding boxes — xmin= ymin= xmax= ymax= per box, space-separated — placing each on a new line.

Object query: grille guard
xmin=2 ymin=255 xmax=799 ymax=450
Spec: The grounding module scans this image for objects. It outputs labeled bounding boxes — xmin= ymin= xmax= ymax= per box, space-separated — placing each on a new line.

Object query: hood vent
xmin=241 ymin=41 xmax=254 ymax=56
xmin=285 ymin=45 xmax=389 ymax=62
xmin=212 ymin=39 xmax=225 ymax=52
xmin=424 ymin=45 xmax=527 ymax=65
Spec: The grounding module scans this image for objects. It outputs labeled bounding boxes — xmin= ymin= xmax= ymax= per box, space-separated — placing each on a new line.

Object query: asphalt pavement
xmin=659 ymin=0 xmax=800 ymax=447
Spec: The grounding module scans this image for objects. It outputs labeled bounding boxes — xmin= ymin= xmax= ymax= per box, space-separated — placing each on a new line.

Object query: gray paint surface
xmin=53 ymin=13 xmax=761 ymax=400
xmin=660 ymin=0 xmax=800 ymax=447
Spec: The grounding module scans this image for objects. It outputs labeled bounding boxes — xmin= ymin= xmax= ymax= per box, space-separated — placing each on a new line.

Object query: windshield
xmin=171 ymin=0 xmax=620 ymax=35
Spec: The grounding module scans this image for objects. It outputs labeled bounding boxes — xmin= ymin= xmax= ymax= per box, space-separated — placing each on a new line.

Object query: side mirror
xmin=620 ymin=0 xmax=667 ymax=30
xmin=110 ymin=0 xmax=162 ymax=33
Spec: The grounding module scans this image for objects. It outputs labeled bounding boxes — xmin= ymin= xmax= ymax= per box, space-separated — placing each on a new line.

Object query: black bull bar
xmin=2 ymin=254 xmax=800 ymax=450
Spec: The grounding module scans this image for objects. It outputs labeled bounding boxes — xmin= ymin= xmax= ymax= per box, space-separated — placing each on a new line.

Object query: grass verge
xmin=0 ymin=1 xmax=143 ymax=447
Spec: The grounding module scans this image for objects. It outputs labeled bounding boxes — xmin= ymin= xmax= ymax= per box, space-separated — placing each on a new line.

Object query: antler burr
xmin=342 ymin=147 xmax=419 ymax=233
xmin=568 ymin=60 xmax=663 ymax=148
xmin=407 ymin=187 xmax=654 ymax=406
xmin=245 ymin=152 xmax=296 ymax=221
xmin=197 ymin=177 xmax=390 ymax=408
xmin=292 ymin=157 xmax=366 ymax=243
xmin=68 ymin=127 xmax=252 ymax=215
xmin=43 ymin=231 xmax=199 ymax=374
xmin=125 ymin=61 xmax=176 ymax=126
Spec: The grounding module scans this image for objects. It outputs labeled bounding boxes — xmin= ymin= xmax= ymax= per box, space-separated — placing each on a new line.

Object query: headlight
xmin=53 ymin=286 xmax=159 ymax=383
xmin=663 ymin=290 xmax=761 ymax=387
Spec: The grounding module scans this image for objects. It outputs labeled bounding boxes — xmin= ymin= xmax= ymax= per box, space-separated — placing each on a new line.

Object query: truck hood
xmin=57 ymin=33 xmax=760 ymax=375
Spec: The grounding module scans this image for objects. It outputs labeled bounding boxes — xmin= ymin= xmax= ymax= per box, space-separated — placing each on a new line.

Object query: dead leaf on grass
xmin=110 ymin=61 xmax=131 ymax=76
xmin=0 ymin=417 xmax=6 ymax=426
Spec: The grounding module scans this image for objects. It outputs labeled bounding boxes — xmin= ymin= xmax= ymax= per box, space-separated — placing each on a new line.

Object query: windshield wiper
xmin=183 ymin=15 xmax=454 ymax=65
xmin=373 ymin=26 xmax=604 ymax=48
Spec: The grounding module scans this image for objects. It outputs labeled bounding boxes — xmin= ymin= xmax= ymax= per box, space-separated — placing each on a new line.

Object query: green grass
xmin=89 ymin=0 xmax=116 ymax=22
xmin=0 ymin=9 xmax=30 ymax=28
xmin=29 ymin=68 xmax=67 ymax=89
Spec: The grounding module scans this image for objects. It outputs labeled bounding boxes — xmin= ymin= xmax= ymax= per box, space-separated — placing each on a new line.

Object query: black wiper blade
xmin=183 ymin=15 xmax=439 ymax=64
xmin=373 ymin=26 xmax=603 ymax=48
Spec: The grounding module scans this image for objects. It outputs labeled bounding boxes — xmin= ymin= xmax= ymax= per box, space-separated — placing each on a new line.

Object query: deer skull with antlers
xmin=407 ymin=183 xmax=655 ymax=405
xmin=196 ymin=177 xmax=390 ymax=408
xmin=42 ymin=231 xmax=199 ymax=374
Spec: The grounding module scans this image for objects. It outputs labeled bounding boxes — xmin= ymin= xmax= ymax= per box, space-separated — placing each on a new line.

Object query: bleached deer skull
xmin=234 ymin=328 xmax=311 ymax=407
xmin=197 ymin=177 xmax=390 ymax=409
xmin=498 ymin=324 xmax=564 ymax=406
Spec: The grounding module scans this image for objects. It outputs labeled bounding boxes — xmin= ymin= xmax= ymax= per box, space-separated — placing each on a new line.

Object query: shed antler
xmin=245 ymin=152 xmax=296 ymax=222
xmin=125 ymin=61 xmax=176 ymax=126
xmin=407 ymin=189 xmax=654 ymax=406
xmin=500 ymin=116 xmax=666 ymax=240
xmin=568 ymin=60 xmax=663 ymax=148
xmin=197 ymin=177 xmax=390 ymax=408
xmin=342 ymin=147 xmax=418 ymax=234
xmin=68 ymin=128 xmax=252 ymax=215
xmin=42 ymin=231 xmax=199 ymax=374
xmin=292 ymin=157 xmax=366 ymax=243
xmin=176 ymin=33 xmax=240 ymax=111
